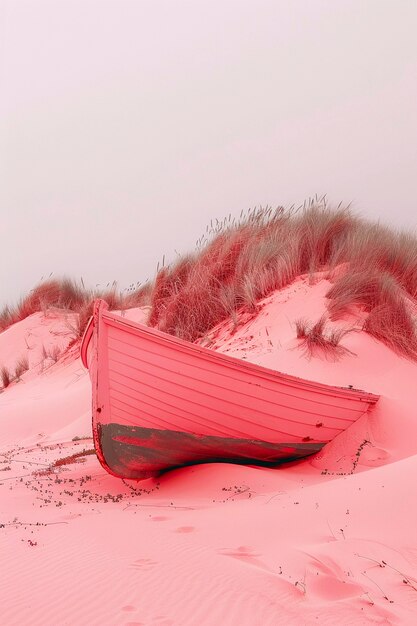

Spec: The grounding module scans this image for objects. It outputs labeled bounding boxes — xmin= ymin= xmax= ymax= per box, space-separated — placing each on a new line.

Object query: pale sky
xmin=1 ymin=0 xmax=416 ymax=308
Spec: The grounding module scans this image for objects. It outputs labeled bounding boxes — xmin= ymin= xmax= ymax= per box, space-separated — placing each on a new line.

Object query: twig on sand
xmin=263 ymin=491 xmax=287 ymax=505
xmin=361 ymin=591 xmax=375 ymax=606
xmin=7 ymin=458 xmax=51 ymax=467
xmin=326 ymin=519 xmax=337 ymax=540
xmin=0 ymin=521 xmax=69 ymax=528
xmin=361 ymin=571 xmax=394 ymax=603
xmin=355 ymin=553 xmax=417 ymax=592
xmin=0 ymin=473 xmax=32 ymax=482
xmin=130 ymin=503 xmax=196 ymax=510
xmin=224 ymin=485 xmax=252 ymax=500
xmin=355 ymin=553 xmax=385 ymax=568
xmin=295 ymin=571 xmax=307 ymax=594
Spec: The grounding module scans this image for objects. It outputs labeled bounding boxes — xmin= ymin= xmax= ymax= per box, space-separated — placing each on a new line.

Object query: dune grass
xmin=0 ymin=278 xmax=152 ymax=338
xmin=0 ymin=355 xmax=31 ymax=390
xmin=363 ymin=299 xmax=417 ymax=359
xmin=41 ymin=344 xmax=61 ymax=364
xmin=294 ymin=315 xmax=355 ymax=359
xmin=1 ymin=197 xmax=417 ymax=360
xmin=1 ymin=365 xmax=11 ymax=389
xmin=146 ymin=198 xmax=417 ymax=358
xmin=14 ymin=355 xmax=29 ymax=379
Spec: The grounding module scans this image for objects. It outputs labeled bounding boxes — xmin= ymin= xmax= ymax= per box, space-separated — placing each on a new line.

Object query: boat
xmin=81 ymin=300 xmax=380 ymax=480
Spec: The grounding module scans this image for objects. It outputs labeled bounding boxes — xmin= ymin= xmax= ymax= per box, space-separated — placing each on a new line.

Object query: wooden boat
xmin=81 ymin=300 xmax=379 ymax=480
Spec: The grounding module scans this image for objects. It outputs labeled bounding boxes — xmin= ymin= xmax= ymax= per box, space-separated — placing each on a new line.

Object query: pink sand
xmin=1 ymin=277 xmax=417 ymax=625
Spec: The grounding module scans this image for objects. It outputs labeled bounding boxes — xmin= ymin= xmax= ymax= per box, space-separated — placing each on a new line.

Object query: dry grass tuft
xmin=121 ymin=281 xmax=153 ymax=310
xmin=295 ymin=318 xmax=310 ymax=339
xmin=41 ymin=344 xmax=61 ymax=364
xmin=326 ymin=269 xmax=417 ymax=357
xmin=14 ymin=355 xmax=29 ymax=379
xmin=0 ymin=306 xmax=15 ymax=331
xmin=294 ymin=315 xmax=355 ymax=359
xmin=363 ymin=299 xmax=417 ymax=359
xmin=1 ymin=366 xmax=12 ymax=389
xmin=326 ymin=270 xmax=399 ymax=319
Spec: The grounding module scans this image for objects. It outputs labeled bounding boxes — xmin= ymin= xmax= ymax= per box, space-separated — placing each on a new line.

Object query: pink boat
xmin=81 ymin=300 xmax=379 ymax=480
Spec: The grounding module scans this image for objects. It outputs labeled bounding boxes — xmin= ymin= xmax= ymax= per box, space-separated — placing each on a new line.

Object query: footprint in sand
xmin=151 ymin=617 xmax=173 ymax=626
xmin=306 ymin=572 xmax=364 ymax=600
xmin=358 ymin=446 xmax=389 ymax=467
xmin=305 ymin=558 xmax=364 ymax=601
xmin=131 ymin=558 xmax=158 ymax=570
xmin=219 ymin=545 xmax=261 ymax=559
xmin=219 ymin=546 xmax=276 ymax=575
xmin=174 ymin=526 xmax=195 ymax=533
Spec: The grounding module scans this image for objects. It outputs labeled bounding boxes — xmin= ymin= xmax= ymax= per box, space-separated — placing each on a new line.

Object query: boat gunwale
xmin=99 ymin=307 xmax=379 ymax=405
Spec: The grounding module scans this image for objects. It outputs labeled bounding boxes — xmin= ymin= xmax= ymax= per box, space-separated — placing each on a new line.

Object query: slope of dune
xmin=1 ymin=276 xmax=417 ymax=625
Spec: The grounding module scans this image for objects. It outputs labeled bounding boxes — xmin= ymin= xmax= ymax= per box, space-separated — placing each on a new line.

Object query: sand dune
xmin=1 ymin=277 xmax=417 ymax=625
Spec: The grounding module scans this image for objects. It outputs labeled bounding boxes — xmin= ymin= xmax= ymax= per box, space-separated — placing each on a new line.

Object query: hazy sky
xmin=1 ymin=0 xmax=416 ymax=307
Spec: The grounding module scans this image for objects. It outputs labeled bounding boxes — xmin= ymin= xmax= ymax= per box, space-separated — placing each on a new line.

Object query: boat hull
xmin=82 ymin=300 xmax=379 ymax=480
xmin=99 ymin=422 xmax=325 ymax=480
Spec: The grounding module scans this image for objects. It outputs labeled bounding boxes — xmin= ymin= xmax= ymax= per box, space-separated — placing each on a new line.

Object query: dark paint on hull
xmin=98 ymin=423 xmax=325 ymax=480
